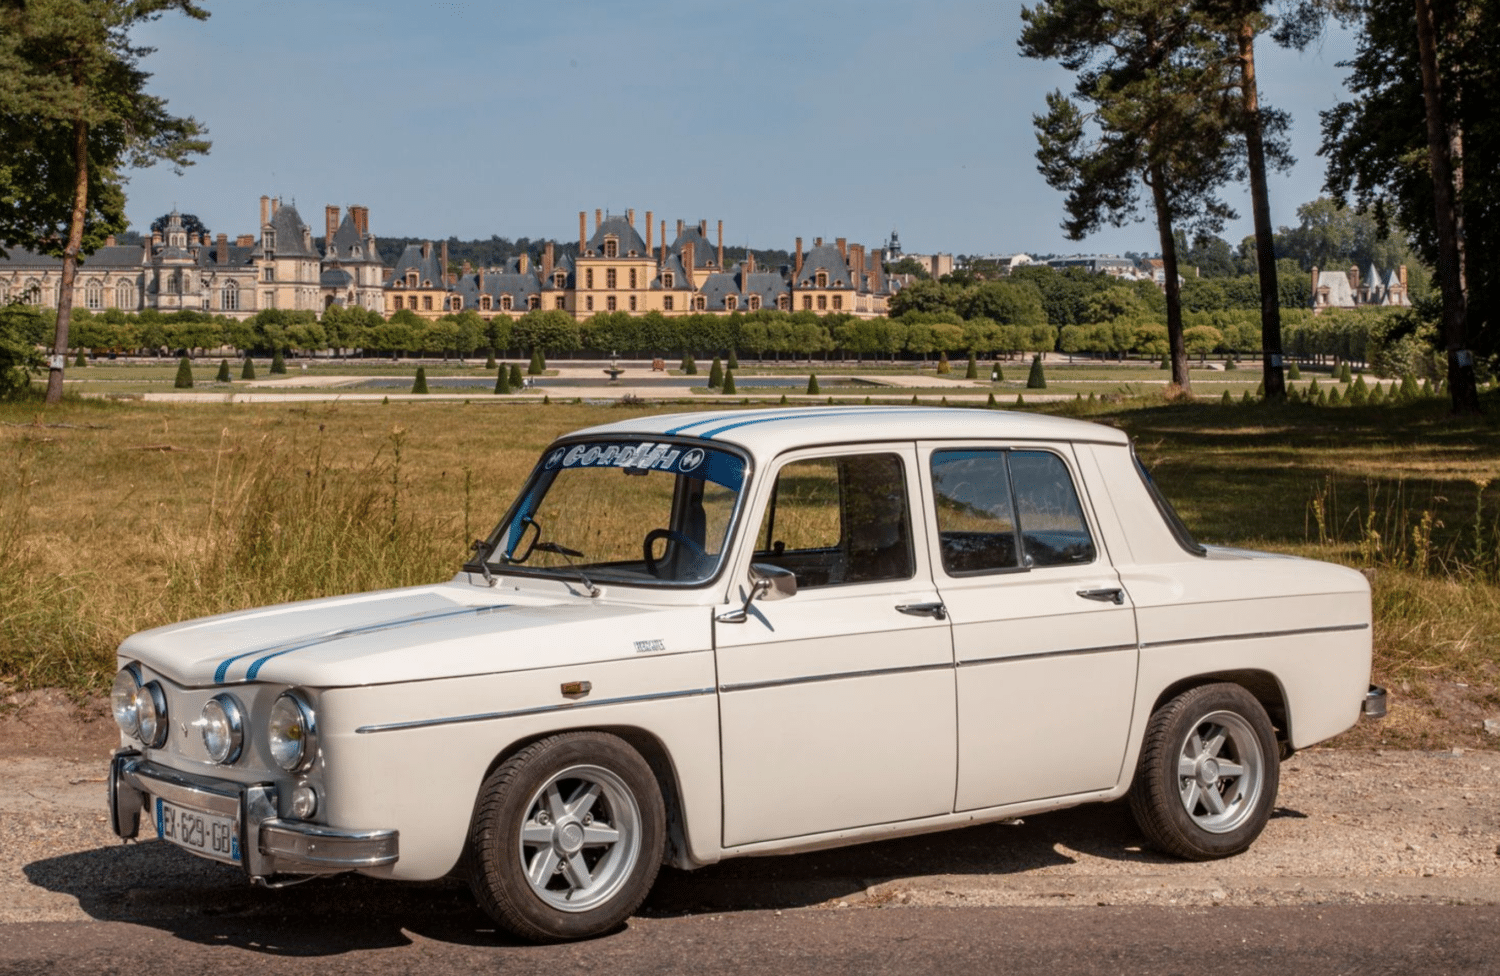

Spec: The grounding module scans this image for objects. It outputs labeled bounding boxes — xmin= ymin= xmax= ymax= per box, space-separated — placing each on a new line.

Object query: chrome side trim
xmin=1141 ymin=622 xmax=1369 ymax=650
xmin=720 ymin=661 xmax=952 ymax=694
xmin=354 ymin=686 xmax=716 ymax=735
xmin=959 ymin=643 xmax=1138 ymax=667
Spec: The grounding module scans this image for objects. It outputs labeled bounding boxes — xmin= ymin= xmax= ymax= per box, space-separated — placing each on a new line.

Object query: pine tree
xmin=271 ymin=347 xmax=286 ymax=374
xmin=1026 ymin=354 xmax=1047 ymax=389
xmin=241 ymin=357 xmax=256 ymax=380
xmin=708 ymin=356 xmax=723 ymax=388
xmin=173 ymin=355 xmax=193 ymax=389
xmin=495 ymin=367 xmax=510 ymax=395
xmin=412 ymin=366 xmax=429 ymax=394
xmin=965 ymin=352 xmax=978 ymax=379
xmin=806 ymin=373 xmax=820 ymax=395
xmin=215 ymin=359 xmax=230 ymax=382
xmin=722 ymin=369 xmax=736 ymax=394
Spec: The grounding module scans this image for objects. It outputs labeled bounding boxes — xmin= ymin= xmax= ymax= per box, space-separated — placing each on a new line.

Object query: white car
xmin=108 ymin=407 xmax=1383 ymax=941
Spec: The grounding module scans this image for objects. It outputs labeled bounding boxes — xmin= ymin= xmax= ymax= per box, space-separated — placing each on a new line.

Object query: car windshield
xmin=484 ymin=439 xmax=748 ymax=585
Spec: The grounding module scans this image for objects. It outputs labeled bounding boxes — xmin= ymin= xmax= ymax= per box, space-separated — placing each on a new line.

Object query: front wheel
xmin=469 ymin=732 xmax=665 ymax=942
xmin=1127 ymin=683 xmax=1279 ymax=860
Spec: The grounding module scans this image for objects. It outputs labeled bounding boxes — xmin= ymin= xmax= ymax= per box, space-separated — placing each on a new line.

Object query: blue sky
xmin=124 ymin=0 xmax=1358 ymax=260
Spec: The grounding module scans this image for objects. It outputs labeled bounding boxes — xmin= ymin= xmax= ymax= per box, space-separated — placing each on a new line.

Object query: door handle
xmin=896 ymin=602 xmax=948 ymax=620
xmin=1076 ymin=588 xmax=1125 ymax=605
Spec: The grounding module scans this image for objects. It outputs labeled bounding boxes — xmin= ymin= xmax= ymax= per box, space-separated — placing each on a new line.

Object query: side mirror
xmin=717 ymin=563 xmax=797 ymax=623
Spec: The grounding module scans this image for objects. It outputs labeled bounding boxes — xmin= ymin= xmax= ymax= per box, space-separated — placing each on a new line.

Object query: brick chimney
xmin=519 ymin=253 xmax=529 ymax=275
xmin=1399 ymin=264 xmax=1408 ymax=293
xmin=698 ymin=219 xmax=706 ymax=237
xmin=815 ymin=237 xmax=823 ymax=248
xmin=1347 ymin=265 xmax=1359 ymax=295
xmin=479 ymin=267 xmax=485 ymax=291
xmin=795 ymin=237 xmax=803 ymax=280
xmin=272 ymin=197 xmax=280 ymax=217
xmin=543 ymin=242 xmax=554 ymax=280
xmin=683 ymin=242 xmax=695 ymax=289
xmin=105 ymin=235 xmax=116 ymax=247
xmin=595 ymin=208 xmax=602 ymax=233
xmin=660 ymin=222 xmax=668 ymax=268
xmin=645 ymin=211 xmax=653 ymax=253
xmin=579 ymin=211 xmax=587 ymax=252
xmin=217 ymin=233 xmax=228 ymax=264
xmin=717 ymin=220 xmax=724 ymax=269
xmin=237 ymin=234 xmax=255 ymax=247
xmin=849 ymin=244 xmax=864 ymax=288
xmin=836 ymin=237 xmax=847 ymax=263
xmin=441 ymin=241 xmax=450 ymax=282
xmin=260 ymin=195 xmax=270 ymax=227
xmin=676 ymin=219 xmax=684 ymax=239
xmin=325 ymin=205 xmax=339 ymax=250
xmin=152 ymin=231 xmax=162 ymax=247
xmin=355 ymin=206 xmax=370 ymax=237
xmin=627 ymin=208 xmax=635 ymax=229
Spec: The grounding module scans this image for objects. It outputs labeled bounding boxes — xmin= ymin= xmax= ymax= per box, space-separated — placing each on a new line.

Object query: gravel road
xmin=3 ymin=743 xmax=1497 ymax=927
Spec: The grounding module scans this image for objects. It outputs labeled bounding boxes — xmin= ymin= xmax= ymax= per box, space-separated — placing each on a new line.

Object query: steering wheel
xmin=644 ymin=528 xmax=707 ymax=578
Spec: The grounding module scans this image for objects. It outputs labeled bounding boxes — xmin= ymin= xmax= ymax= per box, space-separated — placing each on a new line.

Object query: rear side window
xmin=931 ymin=449 xmax=1096 ymax=575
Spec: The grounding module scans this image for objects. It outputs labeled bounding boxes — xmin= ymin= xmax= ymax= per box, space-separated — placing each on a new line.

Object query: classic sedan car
xmin=108 ymin=407 xmax=1383 ymax=941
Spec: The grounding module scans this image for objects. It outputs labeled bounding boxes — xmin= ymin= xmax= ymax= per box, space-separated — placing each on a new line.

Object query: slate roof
xmin=452 ymin=269 xmax=541 ymax=306
xmin=266 ymin=204 xmax=320 ymax=258
xmin=1313 ymin=270 xmax=1356 ymax=308
xmin=0 ymin=242 xmax=255 ymax=273
xmin=585 ymin=215 xmax=649 ymax=258
xmin=326 ymin=212 xmax=383 ymax=265
xmin=669 ymin=225 xmax=719 ymax=269
xmin=651 ymin=252 xmax=689 ymax=289
xmin=795 ymin=243 xmax=853 ymax=288
xmin=387 ymin=244 xmax=446 ymax=288
xmin=321 ymin=268 xmax=354 ymax=289
xmin=694 ymin=266 xmax=791 ymax=310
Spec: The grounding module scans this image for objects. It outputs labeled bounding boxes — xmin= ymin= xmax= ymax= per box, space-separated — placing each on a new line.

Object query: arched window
xmin=816 ymin=271 xmax=829 ymax=288
xmin=220 ymin=280 xmax=239 ymax=311
xmin=84 ymin=279 xmax=104 ymax=309
xmin=22 ymin=278 xmax=43 ymax=304
xmin=115 ymin=280 xmax=135 ymax=308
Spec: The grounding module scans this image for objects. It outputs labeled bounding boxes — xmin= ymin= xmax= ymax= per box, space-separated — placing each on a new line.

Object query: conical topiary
xmin=1339 ymin=362 xmax=1352 ymax=382
xmin=937 ymin=352 xmax=951 ymax=375
xmin=1287 ymin=360 xmax=1300 ymax=380
xmin=779 ymin=393 xmax=788 ymax=405
xmin=216 ymin=359 xmax=231 ymax=382
xmin=807 ymin=373 xmax=820 ymax=395
xmin=1316 ymin=388 xmax=1328 ymax=406
xmin=722 ymin=369 xmax=736 ymax=394
xmin=1370 ymin=382 xmax=1386 ymax=405
xmin=412 ymin=366 xmax=429 ymax=394
xmin=241 ymin=357 xmax=256 ymax=380
xmin=271 ymin=347 xmax=287 ymax=374
xmin=965 ymin=352 xmax=978 ymax=380
xmin=74 ymin=349 xmax=87 ymax=367
xmin=1015 ymin=393 xmax=1025 ymax=405
xmin=495 ymin=367 xmax=511 ymax=395
xmin=1421 ymin=376 xmax=1434 ymax=397
xmin=681 ymin=353 xmax=697 ymax=375
xmin=708 ymin=356 xmax=723 ymax=388
xmin=992 ymin=362 xmax=1004 ymax=383
xmin=1221 ymin=390 xmax=1232 ymax=405
xmin=1328 ymin=385 xmax=1343 ymax=406
xmin=173 ymin=355 xmax=194 ymax=389
xmin=1308 ymin=377 xmax=1320 ymax=395
xmin=910 ymin=394 xmax=919 ymax=405
xmin=728 ymin=348 xmax=739 ymax=370
xmin=528 ymin=350 xmax=545 ymax=376
xmin=1398 ymin=374 xmax=1419 ymax=401
xmin=986 ymin=392 xmax=997 ymax=408
xmin=1241 ymin=389 xmax=1253 ymax=404
xmin=509 ymin=363 xmax=524 ymax=389
xmin=485 ymin=350 xmax=497 ymax=370
xmin=1026 ymin=354 xmax=1047 ymax=389
xmin=1159 ymin=356 xmax=1170 ymax=370
xmin=1087 ymin=391 xmax=1097 ymax=404
xmin=1224 ymin=355 xmax=1238 ymax=370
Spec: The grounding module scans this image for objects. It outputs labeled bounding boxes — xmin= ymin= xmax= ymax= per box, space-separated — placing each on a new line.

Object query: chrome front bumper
xmin=110 ymin=749 xmax=399 ymax=881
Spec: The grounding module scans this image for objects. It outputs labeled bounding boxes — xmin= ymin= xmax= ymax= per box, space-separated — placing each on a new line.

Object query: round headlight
xmin=267 ymin=692 xmax=317 ymax=772
xmin=111 ymin=666 xmax=142 ymax=737
xmin=201 ymin=694 xmax=244 ymax=764
xmin=134 ymin=681 xmax=168 ymax=748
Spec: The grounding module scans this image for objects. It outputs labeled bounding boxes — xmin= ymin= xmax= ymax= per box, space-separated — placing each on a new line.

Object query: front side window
xmin=484 ymin=440 xmax=747 ymax=586
xmin=754 ymin=453 xmax=913 ymax=588
xmin=930 ymin=449 xmax=1095 ymax=574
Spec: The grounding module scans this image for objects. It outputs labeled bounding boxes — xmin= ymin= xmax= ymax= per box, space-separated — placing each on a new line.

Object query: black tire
xmin=1127 ymin=683 xmax=1280 ymax=861
xmin=469 ymin=732 xmax=665 ymax=942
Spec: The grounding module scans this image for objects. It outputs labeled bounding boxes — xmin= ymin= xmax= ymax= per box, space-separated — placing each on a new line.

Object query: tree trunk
xmin=45 ymin=116 xmax=89 ymax=405
xmin=1238 ymin=22 xmax=1286 ymax=401
xmin=1149 ymin=163 xmax=1190 ymax=392
xmin=1414 ymin=0 xmax=1480 ymax=414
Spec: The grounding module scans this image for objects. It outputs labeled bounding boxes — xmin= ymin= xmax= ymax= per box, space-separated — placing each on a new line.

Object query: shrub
xmin=965 ymin=353 xmax=978 ymax=379
xmin=681 ymin=353 xmax=697 ymax=375
xmin=75 ymin=349 xmax=87 ymax=368
xmin=270 ymin=347 xmax=286 ymax=374
xmin=1329 ymin=385 xmax=1343 ymax=406
xmin=412 ymin=366 xmax=429 ymax=394
xmin=173 ymin=356 xmax=194 ymax=389
xmin=937 ymin=352 xmax=951 ymax=375
xmin=495 ymin=367 xmax=510 ymax=395
xmin=991 ymin=362 xmax=1004 ymax=382
xmin=987 ymin=392 xmax=997 ymax=408
xmin=509 ymin=363 xmax=524 ymax=389
xmin=1221 ymin=390 xmax=1232 ymax=405
xmin=485 ymin=350 xmax=496 ymax=370
xmin=708 ymin=357 xmax=723 ymax=388
xmin=806 ymin=373 xmax=820 ymax=395
xmin=728 ymin=348 xmax=739 ymax=369
xmin=528 ymin=350 xmax=545 ymax=376
xmin=722 ymin=369 xmax=736 ymax=394
xmin=1287 ymin=359 xmax=1301 ymax=380
xmin=241 ymin=357 xmax=256 ymax=380
xmin=216 ymin=359 xmax=231 ymax=383
xmin=1015 ymin=393 xmax=1025 ymax=405
xmin=1339 ymin=361 xmax=1352 ymax=383
xmin=778 ymin=393 xmax=787 ymax=405
xmin=1026 ymin=354 xmax=1047 ymax=389
xmin=1224 ymin=355 xmax=1238 ymax=370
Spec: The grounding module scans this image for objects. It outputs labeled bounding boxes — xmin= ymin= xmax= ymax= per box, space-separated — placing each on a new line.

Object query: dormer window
xmin=481 ymin=295 xmax=492 ymax=311
xmin=694 ymin=295 xmax=706 ymax=311
xmin=423 ymin=279 xmax=432 ymax=287
xmin=406 ymin=271 xmax=418 ymax=288
xmin=528 ymin=295 xmax=539 ymax=310
xmin=748 ymin=295 xmax=761 ymax=311
xmin=553 ymin=271 xmax=566 ymax=288
xmin=816 ymin=271 xmax=829 ymax=288
xmin=662 ymin=272 xmax=674 ymax=288
xmin=501 ymin=295 xmax=513 ymax=311
xmin=725 ymin=295 xmax=738 ymax=311
xmin=603 ymin=237 xmax=619 ymax=258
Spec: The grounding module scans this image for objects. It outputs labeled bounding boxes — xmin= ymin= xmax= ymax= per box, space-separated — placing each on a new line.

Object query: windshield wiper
xmin=534 ymin=541 xmax=601 ymax=598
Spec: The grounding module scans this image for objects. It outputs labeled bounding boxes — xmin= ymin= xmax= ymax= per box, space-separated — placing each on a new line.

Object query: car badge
xmin=679 ymin=448 xmax=705 ymax=473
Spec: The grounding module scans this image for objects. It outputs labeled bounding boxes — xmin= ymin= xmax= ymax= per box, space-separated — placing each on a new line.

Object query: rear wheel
xmin=470 ymin=732 xmax=665 ymax=942
xmin=1127 ymin=683 xmax=1279 ymax=860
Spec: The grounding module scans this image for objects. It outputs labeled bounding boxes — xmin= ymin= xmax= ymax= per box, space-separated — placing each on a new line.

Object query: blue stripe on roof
xmin=215 ymin=605 xmax=504 ymax=684
xmin=674 ymin=408 xmax=956 ymax=441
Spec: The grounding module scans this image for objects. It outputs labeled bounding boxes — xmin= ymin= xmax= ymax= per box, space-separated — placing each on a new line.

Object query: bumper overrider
xmin=110 ymin=749 xmax=398 ymax=883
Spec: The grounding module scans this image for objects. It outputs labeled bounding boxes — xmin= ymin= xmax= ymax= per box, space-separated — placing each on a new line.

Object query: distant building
xmin=1311 ymin=264 xmax=1410 ymax=312
xmin=1046 ymin=255 xmax=1140 ymax=277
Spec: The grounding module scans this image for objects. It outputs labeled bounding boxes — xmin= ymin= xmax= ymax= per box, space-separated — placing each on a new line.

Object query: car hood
xmin=119 ymin=580 xmax=710 ymax=688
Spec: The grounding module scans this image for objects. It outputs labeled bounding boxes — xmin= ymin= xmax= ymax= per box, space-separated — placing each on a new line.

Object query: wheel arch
xmin=472 ymin=723 xmax=693 ymax=870
xmin=1148 ymin=669 xmax=1292 ymax=754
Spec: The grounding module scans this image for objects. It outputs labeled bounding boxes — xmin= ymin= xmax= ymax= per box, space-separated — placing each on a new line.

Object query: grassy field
xmin=3 ymin=388 xmax=1498 ymax=748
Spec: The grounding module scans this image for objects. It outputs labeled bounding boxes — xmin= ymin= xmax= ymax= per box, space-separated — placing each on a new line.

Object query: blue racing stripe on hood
xmin=214 ymin=605 xmax=507 ymax=684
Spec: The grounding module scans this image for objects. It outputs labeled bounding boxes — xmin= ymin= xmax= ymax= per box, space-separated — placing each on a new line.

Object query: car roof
xmin=567 ymin=406 xmax=1131 ymax=457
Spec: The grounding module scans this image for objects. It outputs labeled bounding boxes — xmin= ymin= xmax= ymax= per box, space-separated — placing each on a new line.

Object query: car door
xmin=918 ymin=442 xmax=1139 ymax=812
xmin=714 ymin=445 xmax=957 ymax=848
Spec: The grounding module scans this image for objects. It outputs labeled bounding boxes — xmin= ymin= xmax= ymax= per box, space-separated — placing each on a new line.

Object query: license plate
xmin=155 ymin=797 xmax=241 ymax=864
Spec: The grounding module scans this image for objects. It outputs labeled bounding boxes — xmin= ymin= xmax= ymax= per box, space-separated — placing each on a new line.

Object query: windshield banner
xmin=544 ymin=440 xmax=743 ymax=490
